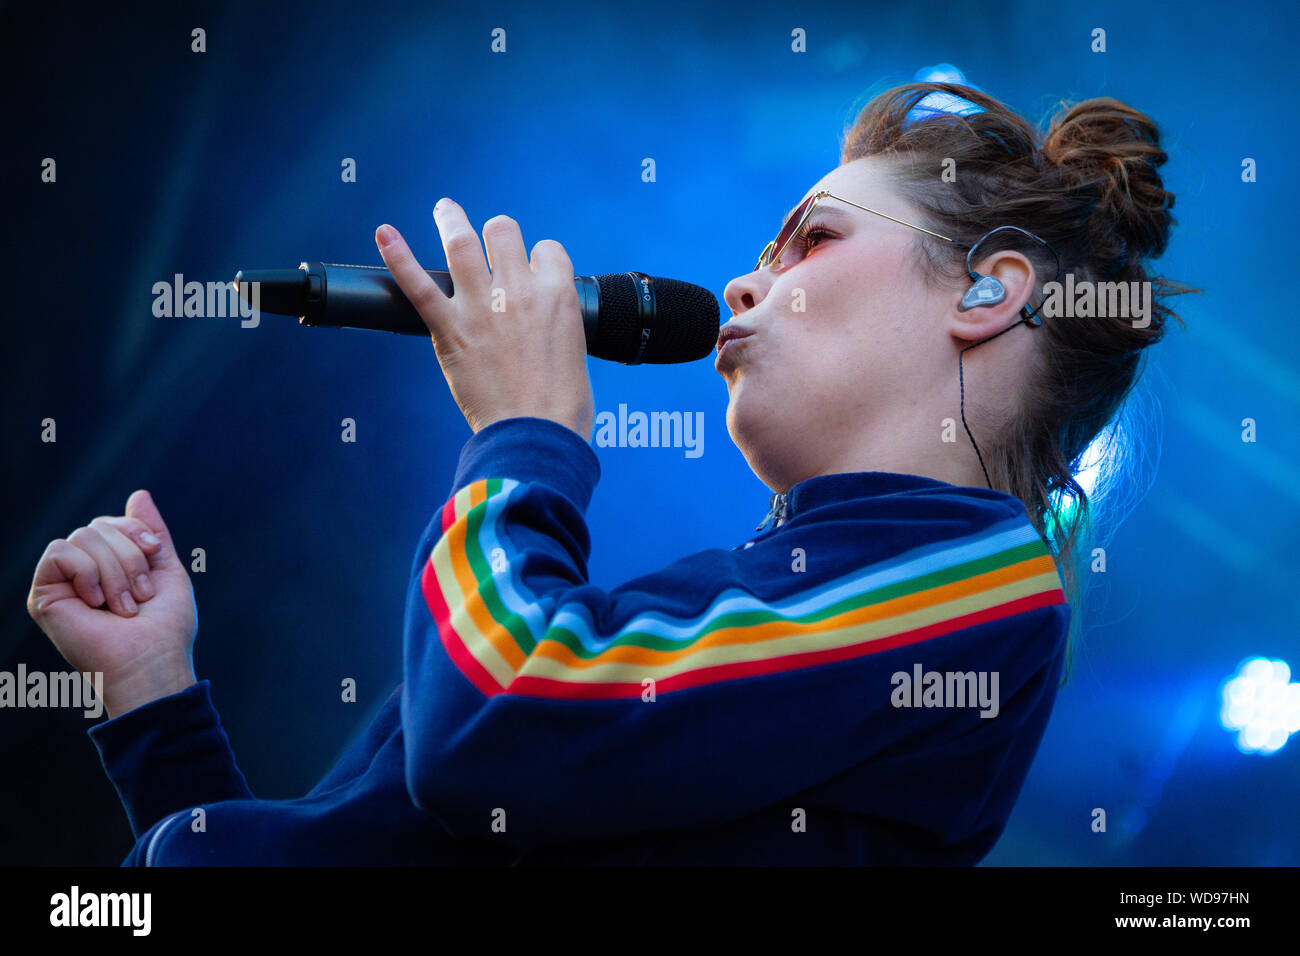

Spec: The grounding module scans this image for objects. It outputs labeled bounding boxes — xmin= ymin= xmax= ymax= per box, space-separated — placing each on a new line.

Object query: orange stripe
xmin=446 ymin=482 xmax=529 ymax=672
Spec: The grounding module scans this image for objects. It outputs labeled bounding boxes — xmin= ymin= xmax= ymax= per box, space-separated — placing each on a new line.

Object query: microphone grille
xmin=590 ymin=274 xmax=720 ymax=364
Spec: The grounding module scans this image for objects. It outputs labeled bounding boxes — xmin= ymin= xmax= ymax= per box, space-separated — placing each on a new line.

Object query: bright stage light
xmin=1220 ymin=657 xmax=1300 ymax=755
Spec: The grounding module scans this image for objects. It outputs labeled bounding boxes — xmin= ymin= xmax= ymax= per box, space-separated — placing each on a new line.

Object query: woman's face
xmin=720 ymin=156 xmax=962 ymax=490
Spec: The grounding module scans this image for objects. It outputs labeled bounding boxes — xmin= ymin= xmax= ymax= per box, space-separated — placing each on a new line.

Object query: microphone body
xmin=234 ymin=261 xmax=719 ymax=365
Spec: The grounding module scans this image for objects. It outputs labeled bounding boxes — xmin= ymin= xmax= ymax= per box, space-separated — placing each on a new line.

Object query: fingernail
xmin=136 ymin=574 xmax=154 ymax=598
xmin=376 ymin=224 xmax=397 ymax=248
xmin=90 ymin=585 xmax=105 ymax=607
xmin=120 ymin=591 xmax=138 ymax=614
xmin=434 ymin=197 xmax=451 ymax=215
xmin=140 ymin=531 xmax=160 ymax=547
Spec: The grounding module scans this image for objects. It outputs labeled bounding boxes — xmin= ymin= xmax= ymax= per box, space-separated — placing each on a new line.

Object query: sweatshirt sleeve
xmin=87 ymin=679 xmax=254 ymax=840
xmin=401 ymin=416 xmax=1069 ymax=850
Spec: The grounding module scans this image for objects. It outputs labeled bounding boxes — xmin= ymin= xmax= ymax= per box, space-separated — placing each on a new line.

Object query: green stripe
xmin=460 ymin=480 xmax=537 ymax=656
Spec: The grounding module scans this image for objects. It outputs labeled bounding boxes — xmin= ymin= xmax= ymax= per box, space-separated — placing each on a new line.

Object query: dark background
xmin=3 ymin=0 xmax=1296 ymax=865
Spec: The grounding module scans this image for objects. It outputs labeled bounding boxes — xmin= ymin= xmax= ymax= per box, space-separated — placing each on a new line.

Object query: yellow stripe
xmin=461 ymin=485 xmax=531 ymax=672
xmin=431 ymin=482 xmax=523 ymax=687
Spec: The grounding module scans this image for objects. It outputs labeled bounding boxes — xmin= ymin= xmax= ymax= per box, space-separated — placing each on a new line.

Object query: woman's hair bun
xmin=1041 ymin=98 xmax=1176 ymax=262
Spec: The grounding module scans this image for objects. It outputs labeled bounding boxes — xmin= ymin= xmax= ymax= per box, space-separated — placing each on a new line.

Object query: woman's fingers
xmin=373 ymin=201 xmax=594 ymax=437
xmin=123 ymin=489 xmax=177 ymax=572
xmin=33 ymin=539 xmax=104 ymax=610
xmin=432 ymin=199 xmax=491 ymax=300
xmin=529 ymin=238 xmax=574 ymax=280
xmin=89 ymin=517 xmax=156 ymax=602
xmin=28 ymin=507 xmax=164 ymax=619
xmin=375 ymin=224 xmax=451 ymax=340
xmin=481 ymin=214 xmax=528 ymax=283
xmin=65 ymin=525 xmax=138 ymax=616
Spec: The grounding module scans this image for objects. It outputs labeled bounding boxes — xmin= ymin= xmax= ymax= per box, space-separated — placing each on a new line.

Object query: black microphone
xmin=232 ymin=262 xmax=720 ymax=365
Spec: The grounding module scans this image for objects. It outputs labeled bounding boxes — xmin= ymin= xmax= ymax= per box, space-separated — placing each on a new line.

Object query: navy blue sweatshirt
xmin=88 ymin=416 xmax=1070 ymax=865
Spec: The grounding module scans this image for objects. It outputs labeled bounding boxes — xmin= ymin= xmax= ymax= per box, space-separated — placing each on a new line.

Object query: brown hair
xmin=839 ymin=82 xmax=1201 ymax=679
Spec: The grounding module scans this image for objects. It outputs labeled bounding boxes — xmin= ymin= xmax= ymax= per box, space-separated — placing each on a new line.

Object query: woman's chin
xmin=726 ymin=394 xmax=779 ymax=457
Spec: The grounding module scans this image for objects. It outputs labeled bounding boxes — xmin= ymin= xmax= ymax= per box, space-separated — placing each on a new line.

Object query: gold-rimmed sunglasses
xmin=754 ymin=189 xmax=958 ymax=273
xmin=755 ymin=189 xmax=1061 ymax=326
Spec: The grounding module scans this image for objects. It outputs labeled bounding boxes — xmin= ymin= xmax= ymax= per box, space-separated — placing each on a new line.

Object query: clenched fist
xmin=27 ymin=489 xmax=197 ymax=719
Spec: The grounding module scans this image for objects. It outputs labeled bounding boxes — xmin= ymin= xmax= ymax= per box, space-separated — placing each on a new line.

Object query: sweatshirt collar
xmin=755 ymin=472 xmax=957 ymax=531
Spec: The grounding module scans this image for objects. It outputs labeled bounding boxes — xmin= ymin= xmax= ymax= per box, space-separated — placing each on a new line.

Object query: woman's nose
xmin=723 ymin=268 xmax=770 ymax=317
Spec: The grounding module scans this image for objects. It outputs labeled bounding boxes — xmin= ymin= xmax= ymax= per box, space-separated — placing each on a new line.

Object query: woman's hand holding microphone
xmin=374 ymin=198 xmax=595 ymax=440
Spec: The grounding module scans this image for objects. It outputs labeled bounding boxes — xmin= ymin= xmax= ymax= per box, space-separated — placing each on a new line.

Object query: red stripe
xmin=420 ymin=504 xmax=503 ymax=698
xmin=503 ymin=589 xmax=1066 ymax=700
xmin=439 ymin=492 xmax=460 ymax=532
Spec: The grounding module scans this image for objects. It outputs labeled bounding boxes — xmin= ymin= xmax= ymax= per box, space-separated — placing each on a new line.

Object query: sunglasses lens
xmin=760 ymin=194 xmax=817 ymax=270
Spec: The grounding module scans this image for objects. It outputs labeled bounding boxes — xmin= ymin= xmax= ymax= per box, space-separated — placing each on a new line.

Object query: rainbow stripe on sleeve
xmin=420 ymin=478 xmax=1067 ymax=700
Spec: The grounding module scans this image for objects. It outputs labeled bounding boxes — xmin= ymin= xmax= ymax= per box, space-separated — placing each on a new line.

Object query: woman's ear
xmin=946 ymin=250 xmax=1037 ymax=343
